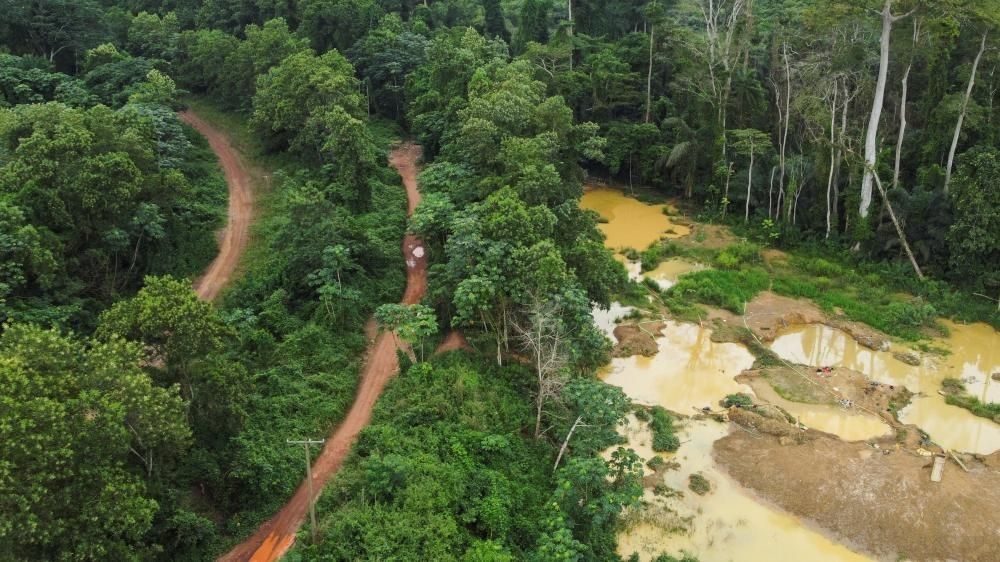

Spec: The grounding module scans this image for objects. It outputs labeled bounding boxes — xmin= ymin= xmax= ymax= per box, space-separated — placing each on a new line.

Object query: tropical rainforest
xmin=0 ymin=0 xmax=997 ymax=561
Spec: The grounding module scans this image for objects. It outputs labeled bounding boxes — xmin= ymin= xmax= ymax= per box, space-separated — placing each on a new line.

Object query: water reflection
xmin=770 ymin=323 xmax=1000 ymax=454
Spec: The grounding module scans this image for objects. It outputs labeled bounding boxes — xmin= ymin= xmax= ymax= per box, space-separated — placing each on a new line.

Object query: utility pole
xmin=288 ymin=439 xmax=325 ymax=544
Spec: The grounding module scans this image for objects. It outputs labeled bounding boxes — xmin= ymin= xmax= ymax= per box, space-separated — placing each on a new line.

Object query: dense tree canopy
xmin=1 ymin=1 xmax=998 ymax=560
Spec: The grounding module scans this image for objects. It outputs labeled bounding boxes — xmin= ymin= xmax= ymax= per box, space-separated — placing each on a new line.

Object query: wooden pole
xmin=288 ymin=439 xmax=325 ymax=543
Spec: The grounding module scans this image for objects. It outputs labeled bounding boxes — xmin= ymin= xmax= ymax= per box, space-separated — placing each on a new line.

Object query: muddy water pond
xmin=616 ymin=420 xmax=874 ymax=562
xmin=600 ymin=322 xmax=877 ymax=561
xmin=601 ymin=321 xmax=755 ymax=413
xmin=581 ymin=187 xmax=690 ymax=251
xmin=770 ymin=322 xmax=1000 ymax=455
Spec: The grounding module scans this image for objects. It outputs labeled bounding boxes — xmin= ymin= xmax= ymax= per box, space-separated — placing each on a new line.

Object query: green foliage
xmin=667 ymin=268 xmax=769 ymax=313
xmin=301 ymin=355 xmax=556 ymax=560
xmin=375 ymin=303 xmax=439 ymax=360
xmin=948 ymin=147 xmax=1000 ymax=294
xmin=96 ymin=275 xmax=227 ymax=375
xmin=940 ymin=378 xmax=1000 ymax=423
xmin=0 ymin=100 xmax=224 ymax=326
xmin=653 ymin=553 xmax=700 ymax=562
xmin=714 ymin=242 xmax=761 ymax=269
xmin=0 ymin=323 xmax=189 ymax=560
xmin=688 ymin=473 xmax=710 ymax=496
xmin=723 ymin=393 xmax=754 ymax=408
xmin=648 ymin=406 xmax=680 ymax=453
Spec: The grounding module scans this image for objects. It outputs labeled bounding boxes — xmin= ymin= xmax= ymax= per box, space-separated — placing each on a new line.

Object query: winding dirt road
xmin=218 ymin=142 xmax=427 ymax=562
xmin=179 ymin=110 xmax=255 ymax=302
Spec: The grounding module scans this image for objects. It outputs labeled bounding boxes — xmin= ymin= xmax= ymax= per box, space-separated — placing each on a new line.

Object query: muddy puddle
xmin=770 ymin=322 xmax=1000 ymax=454
xmin=645 ymin=259 xmax=705 ymax=290
xmin=615 ymin=419 xmax=874 ymax=562
xmin=581 ymin=187 xmax=690 ymax=251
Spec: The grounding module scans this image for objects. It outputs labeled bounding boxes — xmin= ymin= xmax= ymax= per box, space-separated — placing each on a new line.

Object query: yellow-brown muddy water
xmin=770 ymin=322 xmax=1000 ymax=454
xmin=614 ymin=419 xmax=874 ymax=562
xmin=645 ymin=258 xmax=705 ymax=289
xmin=592 ymin=302 xmax=635 ymax=343
xmin=601 ymin=321 xmax=755 ymax=412
xmin=581 ymin=188 xmax=690 ymax=251
xmin=747 ymin=379 xmax=892 ymax=441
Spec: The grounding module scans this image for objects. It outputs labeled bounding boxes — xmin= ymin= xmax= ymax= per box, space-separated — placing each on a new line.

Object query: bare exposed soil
xmin=612 ymin=321 xmax=665 ymax=357
xmin=218 ymin=143 xmax=426 ymax=562
xmin=706 ymin=291 xmax=891 ymax=351
xmin=435 ymin=330 xmax=471 ymax=353
xmin=179 ymin=111 xmax=255 ymax=302
xmin=715 ymin=415 xmax=1000 ymax=562
xmin=736 ymin=367 xmax=913 ymax=429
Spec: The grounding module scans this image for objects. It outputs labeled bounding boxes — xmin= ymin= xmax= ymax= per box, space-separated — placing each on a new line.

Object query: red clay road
xmin=218 ymin=142 xmax=427 ymax=562
xmin=180 ymin=110 xmax=255 ymax=302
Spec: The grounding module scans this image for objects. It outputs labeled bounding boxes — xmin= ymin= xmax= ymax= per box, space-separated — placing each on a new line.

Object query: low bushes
xmin=648 ymin=406 xmax=680 ymax=452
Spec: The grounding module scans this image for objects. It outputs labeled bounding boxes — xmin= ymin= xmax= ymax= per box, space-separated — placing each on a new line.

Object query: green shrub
xmin=654 ymin=553 xmax=699 ymax=562
xmin=648 ymin=406 xmax=680 ymax=452
xmin=885 ymin=301 xmax=938 ymax=328
xmin=688 ymin=473 xmax=710 ymax=495
xmin=714 ymin=242 xmax=761 ymax=269
xmin=723 ymin=393 xmax=753 ymax=408
xmin=667 ymin=268 xmax=769 ymax=313
xmin=640 ymin=243 xmax=666 ymax=271
xmin=794 ymin=257 xmax=844 ymax=278
xmin=941 ymin=378 xmax=965 ymax=392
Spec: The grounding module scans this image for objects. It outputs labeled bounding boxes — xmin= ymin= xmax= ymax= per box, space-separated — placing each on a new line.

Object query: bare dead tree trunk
xmin=567 ymin=0 xmax=574 ymax=71
xmin=776 ymin=42 xmax=791 ymax=220
xmin=553 ymin=416 xmax=585 ymax=471
xmin=893 ymin=63 xmax=911 ymax=191
xmin=860 ymin=0 xmax=913 ymax=219
xmin=646 ymin=22 xmax=655 ymax=123
xmin=871 ymin=169 xmax=924 ymax=279
xmin=833 ymin=80 xmax=852 ymax=235
xmin=826 ymin=80 xmax=839 ymax=238
xmin=894 ymin=19 xmax=920 ymax=192
xmin=723 ymin=161 xmax=733 ymax=218
xmin=745 ymin=139 xmax=755 ymax=222
xmin=944 ymin=32 xmax=988 ymax=194
xmin=768 ymin=165 xmax=776 ymax=219
xmin=513 ymin=296 xmax=570 ymax=439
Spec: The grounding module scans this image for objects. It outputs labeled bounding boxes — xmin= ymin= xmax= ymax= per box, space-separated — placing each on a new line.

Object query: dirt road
xmin=179 ymin=110 xmax=255 ymax=302
xmin=218 ymin=142 xmax=426 ymax=562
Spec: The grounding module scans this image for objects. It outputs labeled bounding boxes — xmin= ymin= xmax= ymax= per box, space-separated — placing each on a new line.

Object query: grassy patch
xmin=761 ymin=368 xmax=834 ymax=405
xmin=723 ymin=393 xmax=753 ymax=408
xmin=648 ymin=406 xmax=680 ymax=452
xmin=687 ymin=473 xmax=710 ymax=495
xmin=941 ymin=378 xmax=1000 ymax=423
xmin=666 ymin=268 xmax=769 ymax=313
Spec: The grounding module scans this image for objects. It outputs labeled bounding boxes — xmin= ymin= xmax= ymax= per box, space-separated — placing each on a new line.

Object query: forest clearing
xmin=1 ymin=1 xmax=998 ymax=561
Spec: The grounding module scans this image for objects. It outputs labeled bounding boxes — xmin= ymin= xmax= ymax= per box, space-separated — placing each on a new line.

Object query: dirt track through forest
xmin=179 ymin=110 xmax=255 ymax=302
xmin=218 ymin=143 xmax=427 ymax=562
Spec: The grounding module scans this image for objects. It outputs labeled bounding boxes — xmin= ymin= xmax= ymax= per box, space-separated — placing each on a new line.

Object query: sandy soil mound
xmin=715 ymin=425 xmax=1000 ymax=561
xmin=612 ymin=321 xmax=665 ymax=357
